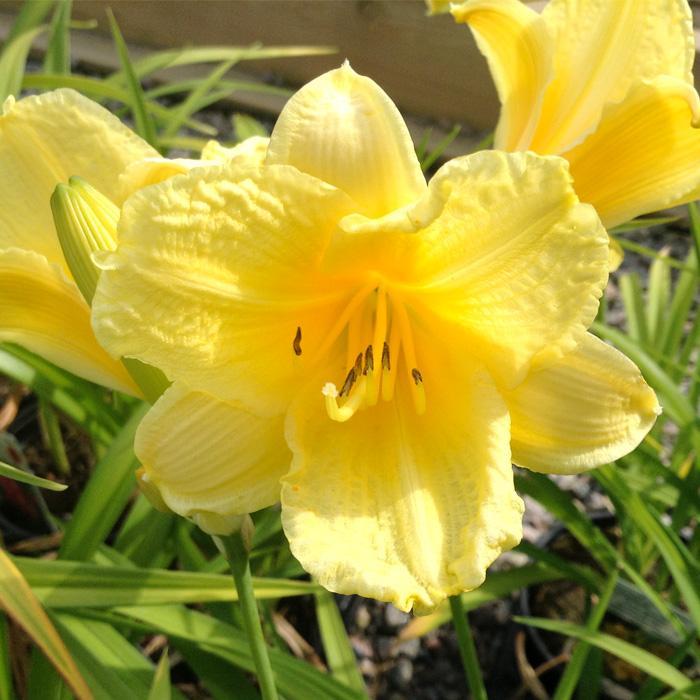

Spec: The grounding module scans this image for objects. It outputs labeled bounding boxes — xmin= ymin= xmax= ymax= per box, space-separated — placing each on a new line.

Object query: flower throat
xmin=294 ymin=284 xmax=426 ymax=422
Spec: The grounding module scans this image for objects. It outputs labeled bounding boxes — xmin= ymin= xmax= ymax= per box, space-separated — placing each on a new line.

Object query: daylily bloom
xmin=92 ymin=64 xmax=659 ymax=612
xmin=437 ymin=0 xmax=700 ymax=231
xmin=0 ymin=89 xmax=247 ymax=394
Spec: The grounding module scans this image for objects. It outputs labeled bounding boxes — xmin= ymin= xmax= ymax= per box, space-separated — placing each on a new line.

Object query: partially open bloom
xmin=93 ymin=64 xmax=659 ymax=612
xmin=0 ymin=89 xmax=245 ymax=393
xmin=443 ymin=0 xmax=700 ymax=231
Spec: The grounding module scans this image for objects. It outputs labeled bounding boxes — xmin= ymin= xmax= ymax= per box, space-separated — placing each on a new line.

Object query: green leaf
xmin=619 ymin=272 xmax=648 ymax=345
xmin=611 ymin=215 xmax=680 ymax=233
xmin=161 ymin=59 xmax=237 ymax=139
xmin=595 ymin=466 xmax=700 ymax=631
xmin=89 ymin=605 xmax=367 ymax=700
xmin=0 ymin=614 xmax=14 ymax=700
xmin=552 ymin=570 xmax=619 ymax=700
xmin=646 ymin=252 xmax=671 ymax=347
xmin=420 ymin=125 xmax=461 ymax=172
xmin=51 ymin=613 xmax=185 ymax=700
xmin=0 ymin=343 xmax=121 ymax=445
xmin=0 ymin=549 xmax=90 ymax=699
xmin=44 ymin=0 xmax=72 ymax=74
xmin=515 ymin=471 xmax=618 ymax=570
xmin=148 ymin=649 xmax=171 ymax=700
xmin=233 ymin=113 xmax=268 ymax=141
xmin=0 ymin=460 xmax=67 ymax=491
xmin=514 ymin=616 xmax=691 ymax=691
xmin=0 ymin=25 xmax=47 ymax=101
xmin=106 ymin=10 xmax=158 ymax=147
xmin=399 ymin=562 xmax=566 ymax=641
xmin=315 ymin=590 xmax=367 ymax=694
xmin=5 ymin=0 xmax=54 ymax=43
xmin=59 ymin=404 xmax=148 ymax=561
xmin=14 ymin=556 xmax=320 ymax=607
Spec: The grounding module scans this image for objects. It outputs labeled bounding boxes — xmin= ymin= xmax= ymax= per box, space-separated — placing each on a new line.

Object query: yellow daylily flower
xmin=92 ymin=64 xmax=659 ymax=612
xmin=0 ymin=88 xmax=251 ymax=393
xmin=450 ymin=0 xmax=700 ymax=229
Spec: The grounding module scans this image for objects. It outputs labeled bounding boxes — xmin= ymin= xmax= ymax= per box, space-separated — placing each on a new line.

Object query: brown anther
xmin=382 ymin=342 xmax=391 ymax=371
xmin=293 ymin=326 xmax=302 ymax=356
xmin=363 ymin=345 xmax=374 ymax=375
xmin=354 ymin=352 xmax=363 ymax=374
xmin=339 ymin=368 xmax=357 ymax=397
xmin=411 ymin=368 xmax=423 ymax=385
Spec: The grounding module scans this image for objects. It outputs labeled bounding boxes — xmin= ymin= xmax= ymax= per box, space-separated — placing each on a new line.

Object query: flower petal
xmin=506 ymin=333 xmax=660 ymax=474
xmin=266 ymin=63 xmax=426 ymax=217
xmin=92 ymin=160 xmax=356 ymax=414
xmin=452 ymin=0 xmax=553 ymax=150
xmin=0 ymin=248 xmax=137 ymax=394
xmin=565 ymin=77 xmax=700 ymax=228
xmin=531 ymin=0 xmax=694 ymax=153
xmin=0 ymin=89 xmax=156 ymax=270
xmin=135 ymin=383 xmax=289 ymax=517
xmin=333 ymin=151 xmax=608 ymax=388
xmin=201 ymin=136 xmax=269 ymax=164
xmin=282 ymin=347 xmax=523 ymax=613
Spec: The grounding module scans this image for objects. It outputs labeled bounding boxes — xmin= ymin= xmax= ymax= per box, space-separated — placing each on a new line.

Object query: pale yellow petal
xmin=266 ymin=63 xmax=426 ymax=217
xmin=201 ymin=136 xmax=269 ymax=165
xmin=506 ymin=333 xmax=660 ymax=474
xmin=135 ymin=383 xmax=289 ymax=517
xmin=92 ymin=161 xmax=356 ymax=414
xmin=0 ymin=89 xmax=156 ymax=269
xmin=0 ymin=248 xmax=137 ymax=394
xmin=532 ymin=0 xmax=694 ymax=153
xmin=328 ymin=151 xmax=609 ymax=388
xmin=117 ymin=157 xmax=207 ymax=202
xmin=565 ymin=77 xmax=700 ymax=228
xmin=425 ymin=0 xmax=452 ymax=14
xmin=452 ymin=0 xmax=553 ymax=150
xmin=282 ymin=345 xmax=522 ymax=613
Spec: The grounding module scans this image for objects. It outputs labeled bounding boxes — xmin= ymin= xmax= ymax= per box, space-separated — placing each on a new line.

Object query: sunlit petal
xmin=506 ymin=333 xmax=660 ymax=474
xmin=329 ymin=151 xmax=608 ymax=388
xmin=135 ymin=383 xmax=289 ymax=517
xmin=201 ymin=136 xmax=269 ymax=164
xmin=0 ymin=248 xmax=137 ymax=394
xmin=565 ymin=77 xmax=700 ymax=228
xmin=532 ymin=0 xmax=694 ymax=153
xmin=92 ymin=160 xmax=356 ymax=414
xmin=282 ymin=346 xmax=522 ymax=613
xmin=0 ymin=89 xmax=156 ymax=269
xmin=266 ymin=62 xmax=426 ymax=217
xmin=452 ymin=0 xmax=552 ymax=150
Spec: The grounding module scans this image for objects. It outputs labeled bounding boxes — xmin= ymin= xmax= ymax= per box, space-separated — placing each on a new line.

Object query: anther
xmin=339 ymin=367 xmax=357 ymax=397
xmin=363 ymin=345 xmax=374 ymax=375
xmin=354 ymin=352 xmax=363 ymax=374
xmin=411 ymin=368 xmax=423 ymax=385
xmin=382 ymin=342 xmax=390 ymax=371
xmin=293 ymin=326 xmax=302 ymax=356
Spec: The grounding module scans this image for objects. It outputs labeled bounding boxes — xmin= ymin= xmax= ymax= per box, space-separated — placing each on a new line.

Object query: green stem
xmin=449 ymin=594 xmax=488 ymax=700
xmin=220 ymin=531 xmax=279 ymax=700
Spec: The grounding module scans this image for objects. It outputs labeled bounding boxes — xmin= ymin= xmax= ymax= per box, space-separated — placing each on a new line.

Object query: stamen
xmin=293 ymin=326 xmax=302 ymax=356
xmin=393 ymin=297 xmax=426 ymax=414
xmin=311 ymin=282 xmax=376 ymax=367
xmin=323 ymin=378 xmax=367 ymax=422
xmin=382 ymin=313 xmax=402 ymax=403
xmin=339 ymin=367 xmax=357 ymax=397
xmin=354 ymin=352 xmax=363 ymax=374
xmin=366 ymin=287 xmax=387 ymax=406
xmin=363 ymin=345 xmax=374 ymax=375
xmin=381 ymin=342 xmax=390 ymax=371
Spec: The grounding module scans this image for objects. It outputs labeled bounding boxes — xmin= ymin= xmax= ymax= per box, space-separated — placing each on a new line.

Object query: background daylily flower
xmin=92 ymin=64 xmax=659 ymax=612
xmin=447 ymin=0 xmax=700 ymax=231
xmin=0 ymin=88 xmax=246 ymax=394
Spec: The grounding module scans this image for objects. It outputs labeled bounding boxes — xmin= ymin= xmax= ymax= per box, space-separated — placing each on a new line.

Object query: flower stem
xmin=449 ymin=594 xmax=488 ymax=700
xmin=220 ymin=531 xmax=279 ymax=700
